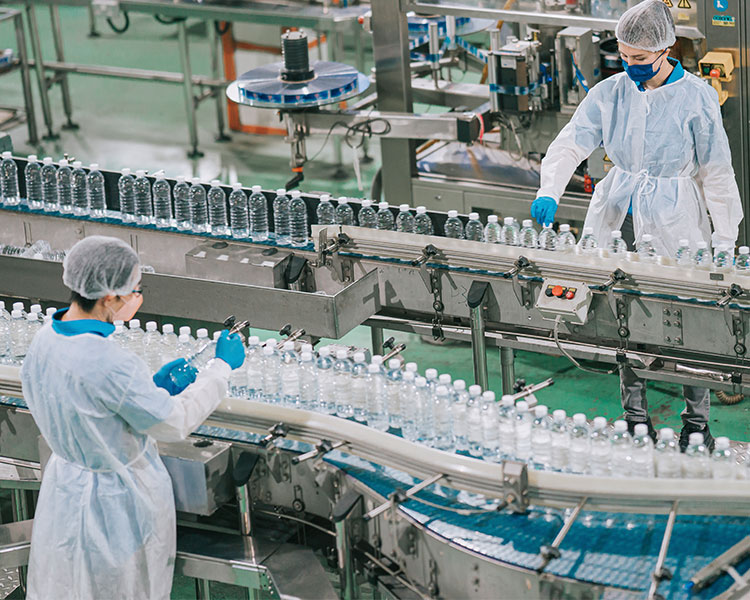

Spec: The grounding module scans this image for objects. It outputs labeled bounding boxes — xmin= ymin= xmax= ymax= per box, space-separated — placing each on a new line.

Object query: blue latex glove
xmin=531 ymin=196 xmax=558 ymax=226
xmin=153 ymin=358 xmax=197 ymax=396
xmin=215 ymin=329 xmax=245 ymax=370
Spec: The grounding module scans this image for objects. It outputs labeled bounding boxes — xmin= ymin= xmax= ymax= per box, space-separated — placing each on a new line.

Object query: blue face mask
xmin=622 ymin=49 xmax=667 ymax=83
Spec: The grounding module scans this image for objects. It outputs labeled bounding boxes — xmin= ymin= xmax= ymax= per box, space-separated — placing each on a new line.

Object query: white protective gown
xmin=537 ymin=66 xmax=743 ymax=257
xmin=20 ymin=318 xmax=231 ymax=600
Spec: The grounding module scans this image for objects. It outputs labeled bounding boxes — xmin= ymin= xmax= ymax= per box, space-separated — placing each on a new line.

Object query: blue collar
xmin=51 ymin=308 xmax=115 ymax=338
xmin=637 ymin=58 xmax=683 ymax=92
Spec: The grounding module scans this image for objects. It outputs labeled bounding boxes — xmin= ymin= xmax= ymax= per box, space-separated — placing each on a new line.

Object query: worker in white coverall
xmin=20 ymin=235 xmax=246 ymax=599
xmin=530 ymin=0 xmax=743 ymax=452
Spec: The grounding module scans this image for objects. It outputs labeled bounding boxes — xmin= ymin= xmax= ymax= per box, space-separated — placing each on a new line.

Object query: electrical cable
xmin=715 ymin=390 xmax=744 ymax=405
xmin=214 ymin=21 xmax=230 ymax=36
xmin=305 ymin=115 xmax=392 ymax=164
xmin=106 ymin=11 xmax=129 ymax=34
xmin=154 ymin=14 xmax=186 ymax=24
xmin=552 ymin=316 xmax=618 ymax=375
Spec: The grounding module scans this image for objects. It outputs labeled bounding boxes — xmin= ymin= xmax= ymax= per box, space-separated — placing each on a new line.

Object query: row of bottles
xmin=0 ymin=301 xmax=54 ymax=364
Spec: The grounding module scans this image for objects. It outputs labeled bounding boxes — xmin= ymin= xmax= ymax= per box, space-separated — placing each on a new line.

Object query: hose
xmin=214 ymin=21 xmax=230 ymax=36
xmin=106 ymin=11 xmax=129 ymax=34
xmin=715 ymin=390 xmax=744 ymax=405
xmin=154 ymin=14 xmax=186 ymax=25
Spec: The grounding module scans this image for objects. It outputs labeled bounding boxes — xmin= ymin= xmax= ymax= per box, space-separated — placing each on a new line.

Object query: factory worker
xmin=20 ymin=236 xmax=245 ymax=600
xmin=530 ymin=0 xmax=742 ymax=451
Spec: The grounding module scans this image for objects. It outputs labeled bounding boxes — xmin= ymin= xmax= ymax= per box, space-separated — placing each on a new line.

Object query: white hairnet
xmin=63 ymin=236 xmax=140 ymax=299
xmin=615 ymin=0 xmax=676 ymax=52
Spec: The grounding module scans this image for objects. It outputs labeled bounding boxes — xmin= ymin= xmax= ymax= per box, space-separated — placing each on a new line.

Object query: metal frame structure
xmin=0 ymin=8 xmax=37 ymax=145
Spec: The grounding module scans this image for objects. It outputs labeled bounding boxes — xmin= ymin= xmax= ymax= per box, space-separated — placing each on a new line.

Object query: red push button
xmin=565 ymin=290 xmax=575 ymax=300
xmin=552 ymin=285 xmax=564 ymax=298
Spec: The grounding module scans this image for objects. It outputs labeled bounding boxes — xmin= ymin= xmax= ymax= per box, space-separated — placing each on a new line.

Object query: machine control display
xmin=545 ymin=284 xmax=577 ymax=299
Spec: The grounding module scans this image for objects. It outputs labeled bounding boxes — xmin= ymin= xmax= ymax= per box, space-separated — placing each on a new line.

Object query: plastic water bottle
xmin=176 ymin=330 xmax=194 ymax=358
xmin=358 ymin=199 xmax=378 ymax=229
xmin=637 ymin=234 xmax=657 ymax=261
xmin=126 ymin=319 xmax=145 ymax=356
xmin=538 ymin=224 xmax=557 ymax=251
xmin=736 ymin=246 xmax=750 ymax=272
xmin=433 ymin=385 xmax=454 ymax=451
xmin=41 ymin=157 xmax=58 ymax=212
xmin=316 ymin=194 xmax=335 ymax=225
xmin=273 ymin=189 xmax=291 ymax=245
xmin=579 ymin=227 xmax=598 ymax=253
xmin=248 ymin=186 xmax=269 ymax=241
xmin=296 ymin=351 xmax=317 ymax=409
xmin=514 ymin=401 xmax=533 ymax=461
xmin=86 ymin=164 xmax=106 ymax=218
xmin=385 ymin=359 xmax=403 ymax=429
xmin=350 ymin=352 xmax=368 ymax=421
xmin=414 ymin=376 xmax=433 ymax=444
xmin=23 ymin=313 xmax=41 ymax=353
xmin=610 ymin=420 xmax=633 ymax=477
xmin=228 ymin=337 xmax=249 ymax=398
xmin=498 ymin=395 xmax=516 ymax=459
xmin=589 ymin=417 xmax=611 ymax=476
xmin=240 ymin=336 xmax=260 ymax=400
xmin=206 ymin=180 xmax=228 ymax=236
xmin=675 ymin=239 xmax=692 ymax=266
xmin=0 ymin=152 xmax=19 ymax=206
xmin=550 ymin=409 xmax=570 ymax=471
xmin=425 ymin=368 xmax=439 ymax=393
xmin=133 ymin=170 xmax=153 ymax=224
xmin=480 ymin=391 xmax=499 ymax=461
xmin=335 ymin=196 xmax=355 ymax=225
xmin=714 ymin=246 xmax=733 ymax=272
xmin=9 ymin=310 xmax=26 ymax=364
xmin=316 ymin=347 xmax=335 ymax=414
xmin=466 ymin=385 xmax=483 ymax=457
xmin=167 ymin=176 xmax=189 ymax=231
xmin=631 ymin=423 xmax=655 ymax=477
xmin=654 ymin=428 xmax=681 ymax=478
xmin=569 ymin=413 xmax=590 ymax=474
xmin=189 ymin=178 xmax=208 ymax=232
xmin=414 ymin=206 xmax=434 ymax=235
xmin=396 ymin=204 xmax=416 ymax=233
xmin=225 ymin=183 xmax=249 ymax=239
xmin=366 ymin=361 xmax=389 ymax=431
xmin=557 ymin=224 xmax=576 ymax=252
xmin=195 ymin=328 xmax=210 ymax=353
xmin=444 ymin=210 xmax=464 ymax=239
xmin=607 ymin=230 xmax=627 ymax=255
xmin=115 ymin=168 xmax=134 ymax=221
xmin=70 ymin=161 xmax=88 ymax=216
xmin=261 ymin=343 xmax=281 ymax=403
xmin=0 ymin=302 xmax=11 ymax=363
xmin=289 ymin=190 xmax=309 ymax=247
xmin=693 ymin=241 xmax=712 ymax=269
xmin=112 ymin=324 xmax=129 ymax=350
xmin=332 ymin=349 xmax=353 ymax=417
xmin=57 ymin=159 xmax=73 ymax=213
xmin=484 ymin=215 xmax=501 ymax=244
xmin=279 ymin=341 xmax=301 ymax=407
xmin=531 ymin=405 xmax=552 ymax=469
xmin=376 ymin=202 xmax=395 ymax=230
xmin=683 ymin=432 xmax=711 ymax=479
xmin=464 ymin=213 xmax=484 ymax=242
xmin=712 ymin=437 xmax=734 ymax=479
xmin=452 ymin=380 xmax=469 ymax=451
xmin=152 ymin=174 xmax=173 ymax=228
xmin=142 ymin=321 xmax=163 ymax=373
xmin=159 ymin=324 xmax=179 ymax=364
xmin=499 ymin=217 xmax=519 ymax=246
xmin=25 ymin=155 xmax=43 ymax=210
xmin=519 ymin=220 xmax=538 ymax=248
xmin=400 ymin=371 xmax=419 ymax=441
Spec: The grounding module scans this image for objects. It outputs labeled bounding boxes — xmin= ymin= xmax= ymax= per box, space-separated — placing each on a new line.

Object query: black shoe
xmin=626 ymin=417 xmax=657 ymax=443
xmin=679 ymin=423 xmax=715 ymax=453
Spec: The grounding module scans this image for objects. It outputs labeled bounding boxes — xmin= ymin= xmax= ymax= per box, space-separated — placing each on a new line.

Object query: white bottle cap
xmin=276 ymin=189 xmax=286 ymax=196
xmin=11 ymin=310 xmax=21 ymax=318
xmin=697 ymin=241 xmax=708 ymax=249
xmin=89 ymin=163 xmax=99 ymax=170
xmin=535 ymin=405 xmax=548 ymax=417
xmin=593 ymin=416 xmax=607 ymax=429
xmin=371 ymin=354 xmax=383 ymax=365
xmin=416 ymin=205 xmax=426 ymax=214
xmin=659 ymin=428 xmax=674 ymax=441
xmin=388 ymin=358 xmax=400 ymax=369
xmin=715 ymin=436 xmax=730 ymax=450
xmin=642 ymin=234 xmax=653 ymax=242
xmin=503 ymin=216 xmax=514 ymax=225
xmin=248 ymin=336 xmax=260 ymax=346
xmin=114 ymin=325 xmax=124 ymax=334
xmin=30 ymin=304 xmax=41 ymax=313
xmin=284 ymin=341 xmax=295 ymax=351
xmin=12 ymin=302 xmax=23 ymax=311
xmin=191 ymin=177 xmax=202 ymax=185
xmin=175 ymin=175 xmax=185 ymax=182
xmin=469 ymin=212 xmax=480 ymax=220
xmin=368 ymin=363 xmax=380 ymax=373
xmin=522 ymin=219 xmax=532 ymax=227
xmin=196 ymin=328 xmax=208 ymax=338
xmin=501 ymin=395 xmax=515 ymax=407
xmin=405 ymin=362 xmax=418 ymax=372
xmin=436 ymin=385 xmax=448 ymax=395
xmin=26 ymin=313 xmax=37 ymax=321
xmin=482 ymin=390 xmax=496 ymax=402
xmin=583 ymin=227 xmax=593 ymax=235
xmin=135 ymin=169 xmax=147 ymax=177
xmin=425 ymin=368 xmax=438 ymax=379
xmin=469 ymin=384 xmax=482 ymax=396
xmin=318 ymin=346 xmax=330 ymax=357
xmin=129 ymin=319 xmax=140 ymax=329
xmin=399 ymin=204 xmax=410 ymax=212
xmin=573 ymin=413 xmax=587 ymax=425
xmin=319 ymin=194 xmax=331 ymax=202
xmin=560 ymin=224 xmax=570 ymax=232
xmin=611 ymin=230 xmax=622 ymax=239
xmin=264 ymin=338 xmax=277 ymax=347
xmin=361 ymin=199 xmax=372 ymax=208
xmin=488 ymin=215 xmax=498 ymax=223
xmin=59 ymin=159 xmax=69 ymax=167
xmin=43 ymin=157 xmax=53 ymax=165
xmin=439 ymin=374 xmax=452 ymax=384
xmin=213 ymin=331 xmax=221 ymax=341
xmin=634 ymin=423 xmax=648 ymax=437
xmin=614 ymin=420 xmax=628 ymax=433
xmin=415 ymin=376 xmax=427 ymax=387
xmin=27 ymin=154 xmax=38 ymax=162
xmin=114 ymin=320 xmax=124 ymax=327
xmin=300 ymin=343 xmax=313 ymax=353
xmin=231 ymin=182 xmax=242 ymax=190
xmin=378 ymin=201 xmax=389 ymax=210
xmin=73 ymin=161 xmax=85 ymax=170
xmin=553 ymin=409 xmax=566 ymax=422
xmin=291 ymin=190 xmax=301 ymax=198
xmin=516 ymin=400 xmax=528 ymax=412
xmin=453 ymin=379 xmax=466 ymax=391
xmin=179 ymin=326 xmax=191 ymax=336
xmin=678 ymin=238 xmax=689 ymax=247
xmin=689 ymin=432 xmax=704 ymax=445
xmin=178 ymin=333 xmax=190 ymax=343
xmin=336 ymin=349 xmax=348 ymax=359
xmin=448 ymin=210 xmax=458 ymax=218
xmin=740 ymin=246 xmax=750 ymax=254
xmin=354 ymin=352 xmax=366 ymax=362
xmin=163 ymin=324 xmax=174 ymax=334
xmin=338 ymin=196 xmax=348 ymax=202
xmin=120 ymin=167 xmax=132 ymax=176
xmin=146 ymin=321 xmax=157 ymax=332
xmin=263 ymin=345 xmax=275 ymax=356
xmin=0 ymin=301 xmax=5 ymax=311
xmin=210 ymin=179 xmax=221 ymax=186
xmin=46 ymin=307 xmax=57 ymax=316
xmin=1 ymin=151 xmax=11 ymax=159
xmin=403 ymin=371 xmax=415 ymax=382
xmin=301 ymin=351 xmax=313 ymax=361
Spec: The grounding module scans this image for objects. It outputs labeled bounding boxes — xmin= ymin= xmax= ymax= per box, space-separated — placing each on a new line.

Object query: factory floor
xmin=0 ymin=6 xmax=749 ymax=598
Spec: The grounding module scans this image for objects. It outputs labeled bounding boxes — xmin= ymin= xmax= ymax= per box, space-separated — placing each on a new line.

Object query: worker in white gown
xmin=20 ymin=235 xmax=246 ymax=599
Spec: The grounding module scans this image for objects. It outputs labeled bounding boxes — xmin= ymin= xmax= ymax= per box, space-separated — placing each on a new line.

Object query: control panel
xmin=534 ymin=279 xmax=593 ymax=325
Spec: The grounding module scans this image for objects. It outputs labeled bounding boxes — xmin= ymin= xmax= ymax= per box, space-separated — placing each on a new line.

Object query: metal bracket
xmin=260 ymin=423 xmax=289 ymax=448
xmin=277 ymin=323 xmax=307 ymax=350
xmin=363 ymin=473 xmax=445 ymax=521
xmin=538 ymin=496 xmax=587 ymax=573
xmin=646 ymin=501 xmax=678 ymax=600
xmin=501 ymin=460 xmax=528 ymax=513
xmin=718 ymin=283 xmax=744 ymax=307
xmin=382 ymin=342 xmax=407 ymax=363
xmin=411 ymin=243 xmax=440 ymax=267
xmin=292 ymin=439 xmax=348 ymax=465
xmin=505 ymin=257 xmax=532 ymax=308
xmin=315 ymin=229 xmax=352 ymax=269
xmin=419 ymin=268 xmax=446 ymax=342
xmin=662 ymin=307 xmax=683 ymax=346
xmin=615 ymin=298 xmax=630 ymax=339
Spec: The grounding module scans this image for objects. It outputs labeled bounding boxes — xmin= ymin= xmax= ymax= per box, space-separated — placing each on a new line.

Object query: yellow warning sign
xmin=663 ymin=0 xmax=673 ymax=7
xmin=677 ymin=0 xmax=691 ymax=8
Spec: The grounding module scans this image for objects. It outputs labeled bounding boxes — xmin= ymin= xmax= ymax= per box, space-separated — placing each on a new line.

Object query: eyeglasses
xmin=131 ymin=288 xmax=144 ymax=296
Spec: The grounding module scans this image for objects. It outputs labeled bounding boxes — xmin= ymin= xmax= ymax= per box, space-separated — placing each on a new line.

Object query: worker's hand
xmin=153 ymin=358 xmax=197 ymax=396
xmin=215 ymin=329 xmax=245 ymax=370
xmin=531 ymin=196 xmax=558 ymax=227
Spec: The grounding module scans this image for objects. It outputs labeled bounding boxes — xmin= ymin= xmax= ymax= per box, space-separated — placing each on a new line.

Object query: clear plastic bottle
xmin=466 ymin=385 xmax=483 ymax=457
xmin=0 ymin=152 xmax=19 ymax=206
xmin=152 ymin=174 xmax=172 ymax=228
xmin=519 ymin=219 xmax=538 ymax=249
xmin=25 ymin=155 xmax=44 ymax=210
xmin=550 ymin=409 xmax=570 ymax=471
xmin=9 ymin=310 xmax=26 ymax=364
xmin=414 ymin=377 xmax=432 ymax=443
xmin=714 ymin=246 xmax=733 ymax=272
xmin=608 ymin=230 xmax=628 ymax=255
xmin=335 ymin=196 xmax=355 ymax=225
xmin=316 ymin=194 xmax=336 ymax=225
xmin=279 ymin=341 xmax=301 ymax=407
xmin=736 ymin=246 xmax=750 ymax=272
xmin=538 ymin=224 xmax=558 ymax=251
xmin=425 ymin=367 xmax=439 ymax=394
xmin=358 ymin=199 xmax=378 ymax=229
xmin=316 ymin=347 xmax=335 ymax=414
xmin=168 ymin=333 xmax=225 ymax=388
xmin=57 ymin=159 xmax=73 ymax=213
xmin=23 ymin=312 xmax=41 ymax=352
xmin=41 ymin=157 xmax=58 ymax=212
xmin=514 ymin=400 xmax=533 ymax=461
xmin=464 ymin=213 xmax=484 ymax=242
xmin=654 ymin=428 xmax=681 ymax=478
xmin=118 ymin=168 xmax=136 ymax=221
xmin=452 ymin=380 xmax=469 ymax=451
xmin=70 ymin=161 xmax=88 ymax=216
xmin=29 ymin=304 xmax=42 ymax=324
xmin=189 ymin=178 xmax=208 ymax=233
xmin=414 ymin=206 xmax=434 ymax=235
xmin=497 ymin=395 xmax=516 ymax=459
xmin=289 ymin=190 xmax=309 ymax=247
xmin=481 ymin=391 xmax=499 ymax=461
xmin=228 ymin=336 xmax=248 ymax=399
xmin=169 ymin=176 xmax=190 ymax=231
xmin=499 ymin=217 xmax=520 ymax=246
xmin=261 ymin=343 xmax=281 ymax=404
xmin=350 ymin=352 xmax=368 ymax=421
xmin=569 ymin=413 xmax=590 ymax=474
xmin=636 ymin=234 xmax=657 ymax=261
xmin=557 ymin=224 xmax=576 ymax=252
xmin=675 ymin=238 xmax=692 ymax=266
xmin=226 ymin=183 xmax=249 ymax=239
xmin=610 ymin=420 xmax=633 ymax=477
xmin=273 ymin=188 xmax=291 ymax=245
xmin=159 ymin=323 xmax=178 ymax=364
xmin=142 ymin=321 xmax=163 ymax=373
xmin=87 ymin=163 xmax=107 ymax=218
xmin=400 ymin=371 xmax=419 ymax=441
xmin=176 ymin=331 xmax=194 ymax=358
xmin=385 ymin=358 xmax=403 ymax=429
xmin=589 ymin=416 xmax=612 ymax=476
xmin=299 ymin=351 xmax=319 ymax=409
xmin=531 ymin=405 xmax=552 ymax=469
xmin=693 ymin=241 xmax=712 ymax=269
xmin=366 ymin=361 xmax=389 ymax=431
xmin=579 ymin=227 xmax=598 ymax=254
xmin=433 ymin=385 xmax=454 ymax=452
xmin=631 ymin=423 xmax=655 ymax=478
xmin=396 ymin=204 xmax=416 ymax=233
xmin=333 ymin=349 xmax=353 ymax=417
xmin=126 ymin=319 xmax=145 ymax=356
xmin=0 ymin=301 xmax=11 ymax=363
xmin=683 ymin=432 xmax=711 ymax=479
xmin=12 ymin=302 xmax=26 ymax=319
xmin=112 ymin=323 xmax=129 ymax=350
xmin=484 ymin=215 xmax=501 ymax=244
xmin=206 ymin=180 xmax=228 ymax=236
xmin=444 ymin=210 xmax=464 ymax=239
xmin=134 ymin=170 xmax=153 ymax=224
xmin=195 ymin=328 xmax=210 ymax=351
xmin=376 ymin=202 xmax=395 ymax=231
xmin=242 ymin=336 xmax=262 ymax=400
xmin=711 ymin=436 xmax=734 ymax=479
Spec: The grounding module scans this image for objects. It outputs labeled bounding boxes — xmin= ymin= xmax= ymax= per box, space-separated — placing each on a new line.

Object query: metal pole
xmin=24 ymin=2 xmax=56 ymax=139
xmin=470 ymin=304 xmax=489 ymax=390
xmin=207 ymin=21 xmax=229 ymax=142
xmin=87 ymin=2 xmax=100 ymax=37
xmin=195 ymin=578 xmax=211 ymax=600
xmin=177 ymin=19 xmax=203 ymax=158
xmin=49 ymin=5 xmax=77 ymax=129
xmin=329 ymin=30 xmax=345 ymax=178
xmin=11 ymin=490 xmax=28 ymax=593
xmin=647 ymin=501 xmax=679 ymax=600
xmin=371 ymin=326 xmax=384 ymax=356
xmin=335 ymin=519 xmax=355 ymax=600
xmin=14 ymin=12 xmax=38 ymax=145
xmin=500 ymin=346 xmax=515 ymax=395
xmin=237 ymin=480 xmax=253 ymax=537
